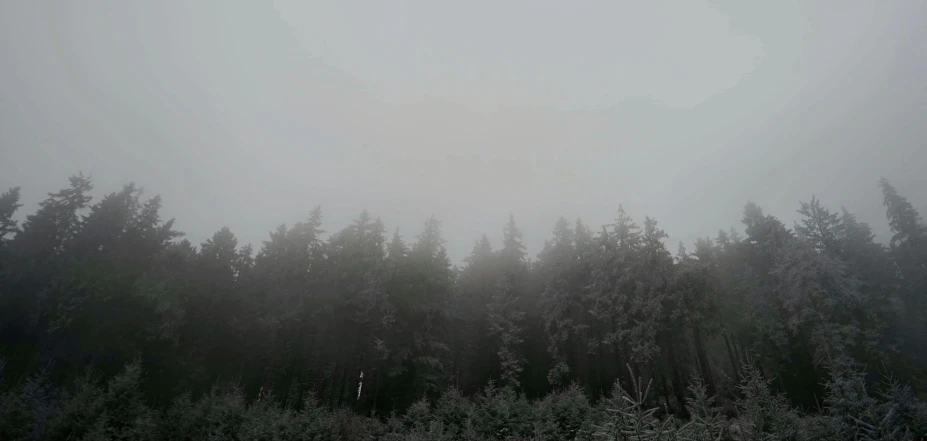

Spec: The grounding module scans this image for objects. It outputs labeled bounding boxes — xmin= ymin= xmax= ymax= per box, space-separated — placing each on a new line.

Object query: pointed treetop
xmin=676 ymin=241 xmax=689 ymax=262
xmin=308 ymin=205 xmax=323 ymax=223
xmin=551 ymin=217 xmax=572 ymax=245
xmin=742 ymin=201 xmax=790 ymax=247
xmin=879 ymin=178 xmax=925 ymax=248
xmin=728 ymin=227 xmax=742 ymax=244
xmin=300 ymin=205 xmax=325 ymax=237
xmin=413 ymin=216 xmax=444 ymax=257
xmin=502 ymin=214 xmax=526 ymax=262
xmin=795 ymin=195 xmax=842 ymax=254
xmin=16 ymin=174 xmax=94 ymax=252
xmin=715 ymin=229 xmax=731 ymax=250
xmin=575 ymin=218 xmax=587 ymax=234
xmin=742 ymin=201 xmax=764 ymax=227
xmin=463 ymin=234 xmax=494 ymax=268
xmin=0 ymin=187 xmax=23 ymax=240
xmin=614 ymin=206 xmax=641 ymax=250
xmin=599 ymin=225 xmax=610 ymax=250
xmin=387 ymin=227 xmax=407 ymax=260
xmin=478 ymin=233 xmax=492 ymax=250
xmin=692 ymin=237 xmax=716 ymax=263
xmin=573 ymin=218 xmax=592 ymax=246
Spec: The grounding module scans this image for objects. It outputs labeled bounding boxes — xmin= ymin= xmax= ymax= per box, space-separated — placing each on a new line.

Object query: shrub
xmin=821 ymin=357 xmax=927 ymax=441
xmin=592 ymin=368 xmax=685 ymax=440
xmin=536 ymin=383 xmax=594 ymax=440
xmin=289 ymin=395 xmax=341 ymax=441
xmin=471 ymin=383 xmax=535 ymax=440
xmin=682 ymin=376 xmax=728 ymax=441
xmin=0 ymin=376 xmax=57 ymax=441
xmin=434 ymin=387 xmax=474 ymax=436
xmin=732 ymin=363 xmax=799 ymax=441
xmin=403 ymin=398 xmax=433 ymax=430
xmin=326 ymin=407 xmax=386 ymax=441
xmin=44 ymin=360 xmax=157 ymax=441
xmin=44 ymin=371 xmax=105 ymax=440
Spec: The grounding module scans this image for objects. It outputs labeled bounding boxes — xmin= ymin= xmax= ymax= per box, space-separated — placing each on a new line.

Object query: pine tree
xmin=795 ymin=195 xmax=843 ymax=254
xmin=488 ymin=215 xmax=527 ymax=389
xmin=379 ymin=217 xmax=453 ymax=406
xmin=0 ymin=187 xmax=22 ymax=243
xmin=673 ymin=236 xmax=720 ymax=398
xmin=13 ymin=174 xmax=93 ymax=260
xmin=739 ymin=202 xmax=793 ymax=363
xmin=1 ymin=171 xmax=926 ymax=437
xmin=880 ymin=179 xmax=927 ymax=254
xmin=0 ymin=175 xmax=94 ymax=380
xmin=454 ymin=235 xmax=497 ymax=393
xmin=879 ymin=178 xmax=927 ymax=364
xmin=628 ymin=216 xmax=668 ymax=366
xmin=538 ymin=217 xmax=578 ymax=387
xmin=126 ymin=195 xmax=182 ymax=267
xmin=321 ymin=211 xmax=387 ymax=409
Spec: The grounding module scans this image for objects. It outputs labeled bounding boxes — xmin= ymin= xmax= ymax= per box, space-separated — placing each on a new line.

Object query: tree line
xmin=0 ymin=173 xmax=925 ymax=440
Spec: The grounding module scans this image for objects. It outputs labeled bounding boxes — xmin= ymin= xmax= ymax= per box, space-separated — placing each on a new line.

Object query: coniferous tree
xmin=0 ymin=187 xmax=22 ymax=244
xmin=455 ymin=235 xmax=497 ymax=393
xmin=488 ymin=215 xmax=527 ymax=389
xmin=0 ymin=173 xmax=924 ymax=440
xmin=880 ymin=178 xmax=927 ymax=364
xmin=0 ymin=175 xmax=94 ymax=379
xmin=538 ymin=217 xmax=580 ymax=388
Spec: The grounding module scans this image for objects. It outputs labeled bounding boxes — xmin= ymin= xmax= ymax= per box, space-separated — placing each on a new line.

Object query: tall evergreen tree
xmin=0 ymin=172 xmax=925 ymax=437
xmin=0 ymin=175 xmax=94 ymax=378
xmin=0 ymin=187 xmax=22 ymax=243
xmin=454 ymin=235 xmax=497 ymax=393
xmin=538 ymin=217 xmax=579 ymax=387
xmin=489 ymin=215 xmax=528 ymax=389
xmin=794 ymin=195 xmax=843 ymax=254
xmin=880 ymin=178 xmax=927 ymax=364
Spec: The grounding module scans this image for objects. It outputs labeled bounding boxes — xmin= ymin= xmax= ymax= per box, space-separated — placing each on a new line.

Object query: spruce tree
xmin=0 ymin=187 xmax=22 ymax=243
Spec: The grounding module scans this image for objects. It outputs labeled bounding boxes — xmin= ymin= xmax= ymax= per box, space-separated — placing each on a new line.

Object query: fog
xmin=1 ymin=0 xmax=925 ymax=262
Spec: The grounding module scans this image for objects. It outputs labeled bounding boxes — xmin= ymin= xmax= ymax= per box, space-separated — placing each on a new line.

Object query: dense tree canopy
xmin=1 ymin=174 xmax=925 ymax=440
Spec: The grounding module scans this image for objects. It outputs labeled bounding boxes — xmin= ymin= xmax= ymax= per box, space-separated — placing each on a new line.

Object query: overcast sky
xmin=1 ymin=0 xmax=925 ymax=262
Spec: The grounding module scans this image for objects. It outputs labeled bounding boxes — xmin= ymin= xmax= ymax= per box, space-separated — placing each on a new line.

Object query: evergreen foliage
xmin=1 ymin=174 xmax=926 ymax=440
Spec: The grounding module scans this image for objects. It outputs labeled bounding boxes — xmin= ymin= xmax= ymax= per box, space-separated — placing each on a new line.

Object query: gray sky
xmin=1 ymin=0 xmax=925 ymax=263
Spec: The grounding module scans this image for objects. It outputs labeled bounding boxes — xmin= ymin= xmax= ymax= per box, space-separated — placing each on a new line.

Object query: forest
xmin=0 ymin=174 xmax=925 ymax=440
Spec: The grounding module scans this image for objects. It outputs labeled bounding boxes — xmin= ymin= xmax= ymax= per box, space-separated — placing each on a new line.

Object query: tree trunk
xmin=692 ymin=325 xmax=715 ymax=395
xmin=371 ymin=368 xmax=382 ymax=412
xmin=597 ymin=351 xmax=610 ymax=396
xmin=660 ymin=371 xmax=672 ymax=413
xmin=738 ymin=336 xmax=750 ymax=365
xmin=609 ymin=317 xmax=627 ymax=390
xmin=324 ymin=365 xmax=337 ymax=409
xmin=613 ymin=343 xmax=626 ymax=390
xmin=667 ymin=338 xmax=688 ymax=418
xmin=336 ymin=367 xmax=348 ymax=408
xmin=722 ymin=331 xmax=740 ymax=383
xmin=568 ymin=332 xmax=579 ymax=382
